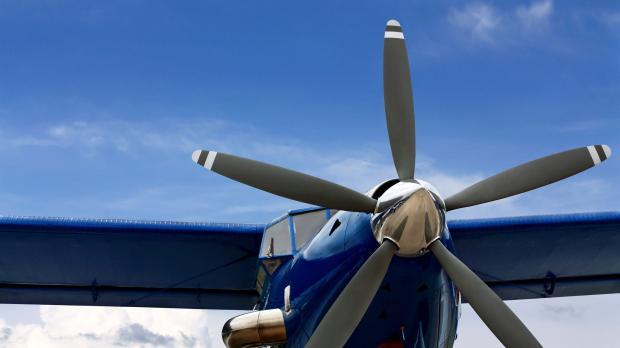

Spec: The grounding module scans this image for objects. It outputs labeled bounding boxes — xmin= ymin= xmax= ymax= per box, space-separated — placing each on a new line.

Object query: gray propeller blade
xmin=192 ymin=150 xmax=377 ymax=213
xmin=306 ymin=218 xmax=407 ymax=348
xmin=445 ymin=144 xmax=612 ymax=211
xmin=306 ymin=241 xmax=397 ymax=348
xmin=384 ymin=19 xmax=416 ymax=181
xmin=429 ymin=240 xmax=542 ymax=348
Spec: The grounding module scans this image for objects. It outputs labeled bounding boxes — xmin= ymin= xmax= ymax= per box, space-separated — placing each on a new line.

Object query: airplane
xmin=0 ymin=19 xmax=618 ymax=348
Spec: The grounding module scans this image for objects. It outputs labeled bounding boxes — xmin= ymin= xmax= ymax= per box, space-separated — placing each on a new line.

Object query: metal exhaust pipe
xmin=221 ymin=309 xmax=287 ymax=348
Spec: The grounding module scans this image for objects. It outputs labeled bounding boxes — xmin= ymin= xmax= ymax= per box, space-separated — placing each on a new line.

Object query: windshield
xmin=259 ymin=208 xmax=335 ymax=259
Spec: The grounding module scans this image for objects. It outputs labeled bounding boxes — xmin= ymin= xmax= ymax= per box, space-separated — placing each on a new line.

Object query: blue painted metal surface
xmin=450 ymin=211 xmax=620 ymax=300
xmin=0 ymin=216 xmax=264 ymax=309
xmin=448 ymin=211 xmax=620 ymax=230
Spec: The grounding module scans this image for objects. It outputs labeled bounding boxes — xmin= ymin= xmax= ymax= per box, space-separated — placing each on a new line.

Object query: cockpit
xmin=256 ymin=207 xmax=336 ymax=298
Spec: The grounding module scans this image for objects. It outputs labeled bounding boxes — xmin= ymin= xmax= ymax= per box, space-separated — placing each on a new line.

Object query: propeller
xmin=194 ymin=18 xmax=612 ymax=348
xmin=445 ymin=145 xmax=612 ymax=211
xmin=384 ymin=19 xmax=416 ymax=181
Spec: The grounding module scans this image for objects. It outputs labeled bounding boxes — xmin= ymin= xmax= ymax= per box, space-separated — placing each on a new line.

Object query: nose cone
xmin=373 ymin=188 xmax=442 ymax=257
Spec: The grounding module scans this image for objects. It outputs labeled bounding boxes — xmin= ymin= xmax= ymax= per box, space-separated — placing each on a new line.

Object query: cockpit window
xmin=293 ymin=209 xmax=331 ymax=250
xmin=259 ymin=208 xmax=335 ymax=259
xmin=260 ymin=217 xmax=292 ymax=258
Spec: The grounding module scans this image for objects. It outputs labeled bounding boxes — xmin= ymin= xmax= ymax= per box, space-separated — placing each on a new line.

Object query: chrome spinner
xmin=372 ymin=180 xmax=444 ymax=257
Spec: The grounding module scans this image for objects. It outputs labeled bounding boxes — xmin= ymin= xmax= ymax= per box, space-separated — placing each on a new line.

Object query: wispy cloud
xmin=0 ymin=119 xmax=217 ymax=155
xmin=446 ymin=1 xmax=555 ymax=47
xmin=516 ymin=0 xmax=553 ymax=30
xmin=448 ymin=3 xmax=502 ymax=44
xmin=555 ymin=119 xmax=608 ymax=133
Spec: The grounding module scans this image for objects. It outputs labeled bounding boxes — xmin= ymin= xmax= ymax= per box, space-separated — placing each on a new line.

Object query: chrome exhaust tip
xmin=222 ymin=309 xmax=287 ymax=348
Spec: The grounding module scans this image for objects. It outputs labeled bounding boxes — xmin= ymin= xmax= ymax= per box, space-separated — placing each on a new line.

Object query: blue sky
xmin=0 ymin=0 xmax=618 ymax=347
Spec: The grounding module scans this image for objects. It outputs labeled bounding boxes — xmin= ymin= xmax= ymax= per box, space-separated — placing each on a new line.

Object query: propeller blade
xmin=384 ymin=19 xmax=416 ymax=181
xmin=445 ymin=145 xmax=612 ymax=211
xmin=306 ymin=241 xmax=397 ymax=348
xmin=306 ymin=218 xmax=407 ymax=348
xmin=428 ymin=239 xmax=542 ymax=348
xmin=192 ymin=150 xmax=377 ymax=213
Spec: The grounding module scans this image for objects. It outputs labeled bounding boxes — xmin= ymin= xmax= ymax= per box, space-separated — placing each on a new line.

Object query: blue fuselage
xmin=261 ymin=211 xmax=460 ymax=348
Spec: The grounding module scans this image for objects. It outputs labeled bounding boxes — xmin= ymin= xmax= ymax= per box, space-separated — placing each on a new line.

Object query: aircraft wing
xmin=1 ymin=212 xmax=618 ymax=310
xmin=449 ymin=212 xmax=620 ymax=301
xmin=0 ymin=216 xmax=264 ymax=309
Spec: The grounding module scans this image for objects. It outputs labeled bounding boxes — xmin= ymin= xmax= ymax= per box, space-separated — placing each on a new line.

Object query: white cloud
xmin=446 ymin=1 xmax=556 ymax=47
xmin=455 ymin=294 xmax=620 ymax=348
xmin=0 ymin=306 xmax=224 ymax=348
xmin=448 ymin=3 xmax=502 ymax=43
xmin=517 ymin=0 xmax=553 ymax=30
xmin=0 ymin=118 xmax=240 ymax=155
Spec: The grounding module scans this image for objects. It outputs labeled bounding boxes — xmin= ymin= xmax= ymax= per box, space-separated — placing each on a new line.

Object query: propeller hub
xmin=372 ymin=181 xmax=444 ymax=257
